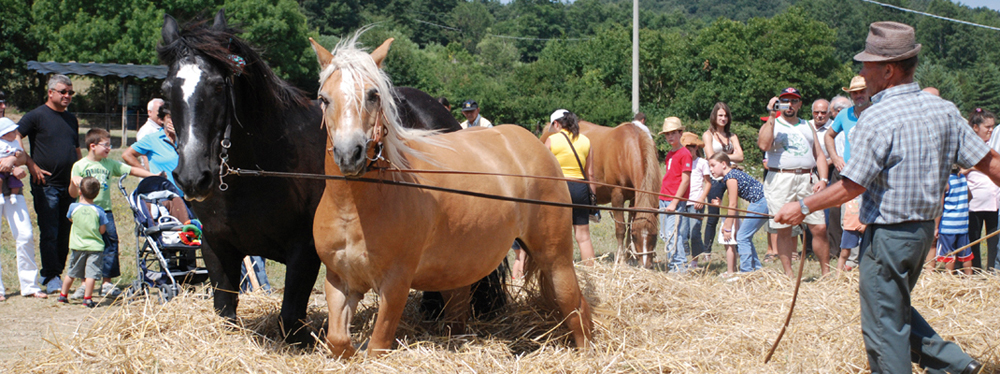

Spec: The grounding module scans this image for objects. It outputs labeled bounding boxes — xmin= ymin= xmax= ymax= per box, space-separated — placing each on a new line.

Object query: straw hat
xmin=853 ymin=21 xmax=922 ymax=62
xmin=658 ymin=117 xmax=684 ymax=135
xmin=842 ymin=76 xmax=867 ymax=92
xmin=681 ymin=132 xmax=704 ymax=147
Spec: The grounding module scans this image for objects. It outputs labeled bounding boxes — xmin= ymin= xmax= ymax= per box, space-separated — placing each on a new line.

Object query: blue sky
xmin=952 ymin=0 xmax=1000 ymax=12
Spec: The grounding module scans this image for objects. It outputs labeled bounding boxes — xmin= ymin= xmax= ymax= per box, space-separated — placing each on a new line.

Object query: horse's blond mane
xmin=320 ymin=30 xmax=439 ymax=169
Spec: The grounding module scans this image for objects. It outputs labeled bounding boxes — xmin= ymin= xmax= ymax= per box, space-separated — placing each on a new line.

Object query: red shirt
xmin=660 ymin=147 xmax=692 ymax=201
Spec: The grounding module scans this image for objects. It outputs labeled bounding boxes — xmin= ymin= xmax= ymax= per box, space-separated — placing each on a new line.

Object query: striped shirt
xmin=841 ymin=82 xmax=989 ymax=225
xmin=939 ymin=173 xmax=969 ymax=234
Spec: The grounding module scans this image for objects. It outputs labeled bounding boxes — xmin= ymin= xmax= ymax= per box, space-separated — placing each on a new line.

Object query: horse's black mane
xmin=157 ymin=20 xmax=310 ymax=110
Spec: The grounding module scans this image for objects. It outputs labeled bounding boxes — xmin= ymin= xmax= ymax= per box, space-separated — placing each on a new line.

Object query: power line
xmin=414 ymin=19 xmax=591 ymax=42
xmin=858 ymin=0 xmax=1000 ymax=31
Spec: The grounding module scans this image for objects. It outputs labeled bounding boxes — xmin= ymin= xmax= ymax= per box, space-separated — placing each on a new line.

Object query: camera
xmin=774 ymin=102 xmax=791 ymax=111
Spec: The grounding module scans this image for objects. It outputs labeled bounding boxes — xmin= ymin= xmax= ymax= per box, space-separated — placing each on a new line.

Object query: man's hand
xmin=774 ymin=201 xmax=806 ymax=226
xmin=0 ymin=156 xmax=15 ymax=173
xmin=832 ymin=156 xmax=846 ymax=172
xmin=28 ymin=163 xmax=51 ymax=185
xmin=812 ymin=181 xmax=826 ymax=194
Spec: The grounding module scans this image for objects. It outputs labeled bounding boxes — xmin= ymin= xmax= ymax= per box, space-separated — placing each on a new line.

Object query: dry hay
xmin=6 ymin=264 xmax=1000 ymax=373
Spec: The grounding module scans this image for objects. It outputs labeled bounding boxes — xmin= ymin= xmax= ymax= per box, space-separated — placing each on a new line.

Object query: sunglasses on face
xmin=52 ymin=89 xmax=76 ymax=96
xmin=779 ymin=98 xmax=801 ymax=104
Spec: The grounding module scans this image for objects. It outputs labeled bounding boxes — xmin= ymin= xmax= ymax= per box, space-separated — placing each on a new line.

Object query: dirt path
xmin=0 ymin=294 xmax=107 ymax=361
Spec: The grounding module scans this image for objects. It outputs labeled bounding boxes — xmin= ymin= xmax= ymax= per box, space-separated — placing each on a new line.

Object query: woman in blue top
xmin=708 ymin=152 xmax=768 ymax=276
xmin=122 ymin=105 xmax=179 ymax=191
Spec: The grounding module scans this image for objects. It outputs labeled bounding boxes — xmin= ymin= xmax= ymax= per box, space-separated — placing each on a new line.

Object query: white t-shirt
xmin=687 ymin=157 xmax=711 ymax=207
xmin=810 ymin=119 xmax=831 ymax=159
xmin=631 ymin=120 xmax=652 ymax=138
xmin=136 ymin=119 xmax=161 ymax=142
xmin=0 ymin=138 xmax=23 ymax=158
xmin=766 ymin=117 xmax=817 ymax=170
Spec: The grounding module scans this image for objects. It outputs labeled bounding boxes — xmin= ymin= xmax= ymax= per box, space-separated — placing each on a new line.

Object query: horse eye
xmin=366 ymin=88 xmax=379 ymax=102
xmin=318 ymin=96 xmax=329 ymax=105
xmin=214 ymin=83 xmax=224 ymax=93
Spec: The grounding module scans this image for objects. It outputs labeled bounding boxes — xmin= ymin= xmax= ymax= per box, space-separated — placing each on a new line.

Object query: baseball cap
xmin=778 ymin=87 xmax=801 ymax=99
xmin=461 ymin=100 xmax=478 ymax=112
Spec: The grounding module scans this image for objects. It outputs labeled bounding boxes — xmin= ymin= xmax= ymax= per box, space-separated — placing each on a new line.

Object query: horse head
xmin=158 ymin=11 xmax=238 ymax=200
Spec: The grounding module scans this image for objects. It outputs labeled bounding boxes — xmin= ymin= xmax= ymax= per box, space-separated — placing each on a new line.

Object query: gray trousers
xmin=859 ymin=221 xmax=974 ymax=374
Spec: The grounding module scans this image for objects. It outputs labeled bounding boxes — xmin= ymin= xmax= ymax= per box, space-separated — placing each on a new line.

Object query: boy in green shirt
xmin=57 ymin=177 xmax=108 ymax=307
xmin=69 ymin=128 xmax=157 ymax=297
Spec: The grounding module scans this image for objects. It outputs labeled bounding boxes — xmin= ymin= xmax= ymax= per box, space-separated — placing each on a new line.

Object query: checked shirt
xmin=840 ymin=82 xmax=989 ymax=225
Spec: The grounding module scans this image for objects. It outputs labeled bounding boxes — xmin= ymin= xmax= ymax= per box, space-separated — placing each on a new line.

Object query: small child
xmin=683 ymin=132 xmax=711 ymax=267
xmin=838 ymin=195 xmax=866 ymax=273
xmin=57 ymin=177 xmax=108 ymax=308
xmin=708 ymin=152 xmax=768 ymax=277
xmin=933 ymin=167 xmax=973 ymax=275
xmin=70 ymin=128 xmax=158 ymax=298
xmin=0 ymin=118 xmax=25 ymax=195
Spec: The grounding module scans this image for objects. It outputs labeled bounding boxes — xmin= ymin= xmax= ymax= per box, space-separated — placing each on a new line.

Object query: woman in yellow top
xmin=543 ymin=109 xmax=596 ymax=265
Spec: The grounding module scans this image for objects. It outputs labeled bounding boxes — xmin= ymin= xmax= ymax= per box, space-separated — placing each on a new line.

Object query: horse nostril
xmin=352 ymin=144 xmax=364 ymax=163
xmin=196 ymin=170 xmax=214 ymax=192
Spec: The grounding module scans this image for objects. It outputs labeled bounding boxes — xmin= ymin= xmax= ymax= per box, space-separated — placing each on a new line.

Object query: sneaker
xmin=44 ymin=276 xmax=62 ymax=294
xmin=56 ymin=295 xmax=68 ymax=303
xmin=82 ymin=299 xmax=96 ymax=308
xmin=70 ymin=287 xmax=86 ymax=300
xmin=101 ymin=283 xmax=122 ymax=298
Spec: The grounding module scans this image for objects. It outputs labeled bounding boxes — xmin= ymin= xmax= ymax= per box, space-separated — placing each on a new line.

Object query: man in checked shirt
xmin=775 ymin=22 xmax=992 ymax=374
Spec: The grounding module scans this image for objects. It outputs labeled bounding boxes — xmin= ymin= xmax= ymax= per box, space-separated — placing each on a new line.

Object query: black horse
xmin=158 ymin=10 xmax=502 ymax=344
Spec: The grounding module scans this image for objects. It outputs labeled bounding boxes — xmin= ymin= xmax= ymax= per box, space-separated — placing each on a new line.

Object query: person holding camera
xmin=757 ymin=87 xmax=831 ymax=278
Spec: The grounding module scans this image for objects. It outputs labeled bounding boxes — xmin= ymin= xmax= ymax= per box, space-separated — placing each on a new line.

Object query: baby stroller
xmin=118 ymin=175 xmax=209 ymax=302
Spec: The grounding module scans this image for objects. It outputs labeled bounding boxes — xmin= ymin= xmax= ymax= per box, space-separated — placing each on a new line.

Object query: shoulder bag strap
xmin=561 ymin=132 xmax=587 ymax=181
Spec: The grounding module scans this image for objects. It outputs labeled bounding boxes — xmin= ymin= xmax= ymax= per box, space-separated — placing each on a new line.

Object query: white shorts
xmin=764 ymin=172 xmax=825 ymax=229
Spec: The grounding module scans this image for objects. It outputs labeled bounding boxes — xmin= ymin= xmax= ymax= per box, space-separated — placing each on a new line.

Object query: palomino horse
xmin=309 ymin=35 xmax=593 ymax=356
xmin=158 ymin=10 xmax=501 ymax=345
xmin=542 ymin=121 xmax=661 ymax=265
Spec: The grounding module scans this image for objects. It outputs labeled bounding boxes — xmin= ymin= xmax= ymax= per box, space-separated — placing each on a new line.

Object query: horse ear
xmin=370 ymin=38 xmax=394 ymax=68
xmin=162 ymin=14 xmax=179 ymax=45
xmin=309 ymin=38 xmax=333 ymax=70
xmin=212 ymin=9 xmax=227 ymax=30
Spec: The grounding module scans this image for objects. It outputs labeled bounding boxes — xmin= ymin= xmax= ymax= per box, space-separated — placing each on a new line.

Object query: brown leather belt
xmin=767 ymin=167 xmax=812 ymax=174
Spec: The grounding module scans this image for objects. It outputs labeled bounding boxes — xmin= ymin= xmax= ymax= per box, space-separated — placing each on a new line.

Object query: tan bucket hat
xmin=658 ymin=117 xmax=684 ymax=135
xmin=842 ymin=76 xmax=867 ymax=92
xmin=853 ymin=21 xmax=922 ymax=62
xmin=680 ymin=132 xmax=704 ymax=147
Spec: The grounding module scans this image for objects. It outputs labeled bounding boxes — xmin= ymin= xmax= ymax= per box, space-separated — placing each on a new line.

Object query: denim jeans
xmin=660 ymin=200 xmax=690 ymax=272
xmin=703 ymin=180 xmax=726 ymax=249
xmin=240 ymin=256 xmax=272 ymax=293
xmin=30 ymin=183 xmax=73 ymax=281
xmin=736 ymin=198 xmax=768 ymax=272
xmin=859 ymin=222 xmax=974 ymax=373
xmin=102 ymin=211 xmax=120 ymax=279
xmin=687 ymin=206 xmax=706 ymax=258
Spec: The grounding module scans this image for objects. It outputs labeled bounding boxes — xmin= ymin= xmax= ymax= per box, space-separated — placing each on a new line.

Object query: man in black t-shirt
xmin=17 ymin=74 xmax=82 ymax=293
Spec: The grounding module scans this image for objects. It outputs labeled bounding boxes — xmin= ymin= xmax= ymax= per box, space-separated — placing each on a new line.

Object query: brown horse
xmin=308 ymin=35 xmax=592 ymax=357
xmin=542 ymin=121 xmax=661 ymax=266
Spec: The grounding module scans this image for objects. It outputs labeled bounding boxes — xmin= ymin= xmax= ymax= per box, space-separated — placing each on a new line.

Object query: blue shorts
xmin=936 ymin=233 xmax=971 ymax=263
xmin=841 ymin=230 xmax=862 ymax=249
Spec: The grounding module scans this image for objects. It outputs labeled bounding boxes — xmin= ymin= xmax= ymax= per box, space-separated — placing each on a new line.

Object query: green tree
xmin=0 ymin=0 xmax=44 ymax=110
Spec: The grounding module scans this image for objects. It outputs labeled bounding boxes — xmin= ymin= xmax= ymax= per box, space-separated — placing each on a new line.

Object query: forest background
xmin=2 ymin=0 xmax=1000 ymax=166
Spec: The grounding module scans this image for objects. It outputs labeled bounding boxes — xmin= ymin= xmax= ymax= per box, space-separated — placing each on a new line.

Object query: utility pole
xmin=632 ymin=0 xmax=639 ymax=114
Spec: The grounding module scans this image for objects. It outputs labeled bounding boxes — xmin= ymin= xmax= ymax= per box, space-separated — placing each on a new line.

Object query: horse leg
xmin=368 ymin=279 xmax=412 ymax=355
xmin=324 ymin=270 xmax=362 ymax=358
xmin=439 ymin=285 xmax=472 ymax=335
xmin=611 ymin=189 xmax=627 ymax=265
xmin=202 ymin=241 xmax=242 ymax=323
xmin=545 ymin=260 xmax=593 ymax=347
xmin=279 ymin=243 xmax=322 ymax=345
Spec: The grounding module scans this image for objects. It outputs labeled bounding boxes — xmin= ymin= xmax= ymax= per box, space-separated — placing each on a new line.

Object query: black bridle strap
xmin=228 ymin=167 xmax=767 ymax=220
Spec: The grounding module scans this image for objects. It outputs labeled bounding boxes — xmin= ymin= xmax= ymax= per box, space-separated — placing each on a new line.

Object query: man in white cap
xmin=757 ymin=87 xmax=831 ymax=277
xmin=775 ymin=21 xmax=991 ymax=374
